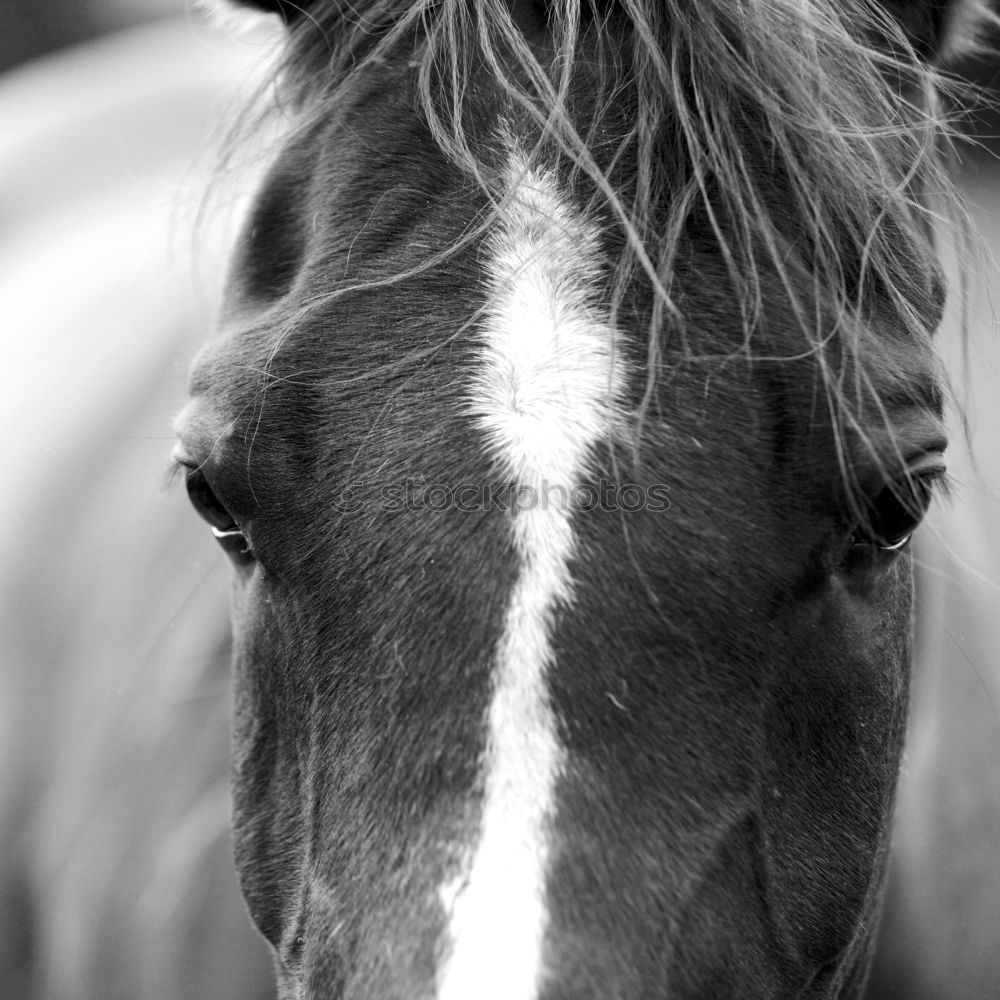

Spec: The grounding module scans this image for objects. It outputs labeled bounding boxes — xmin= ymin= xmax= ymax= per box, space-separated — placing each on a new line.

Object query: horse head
xmin=175 ymin=2 xmax=988 ymax=996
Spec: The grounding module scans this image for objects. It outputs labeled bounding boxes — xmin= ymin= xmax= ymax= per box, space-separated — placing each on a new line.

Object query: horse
xmin=171 ymin=0 xmax=998 ymax=997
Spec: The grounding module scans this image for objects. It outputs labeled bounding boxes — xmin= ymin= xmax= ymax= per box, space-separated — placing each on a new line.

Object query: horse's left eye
xmin=850 ymin=472 xmax=939 ymax=552
xmin=185 ymin=469 xmax=253 ymax=557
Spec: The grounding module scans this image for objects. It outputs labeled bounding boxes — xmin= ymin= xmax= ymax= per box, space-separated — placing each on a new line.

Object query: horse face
xmin=177 ymin=1 xmax=975 ymax=997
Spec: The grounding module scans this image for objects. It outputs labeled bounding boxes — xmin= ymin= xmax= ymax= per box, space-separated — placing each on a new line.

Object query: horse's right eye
xmin=185 ymin=469 xmax=237 ymax=532
xmin=185 ymin=469 xmax=254 ymax=559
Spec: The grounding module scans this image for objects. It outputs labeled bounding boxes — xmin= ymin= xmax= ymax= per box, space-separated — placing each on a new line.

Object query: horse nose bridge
xmin=433 ymin=146 xmax=630 ymax=1000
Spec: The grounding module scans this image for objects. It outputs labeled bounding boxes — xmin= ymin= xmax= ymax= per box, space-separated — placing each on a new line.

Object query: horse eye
xmin=185 ymin=469 xmax=237 ymax=531
xmin=184 ymin=469 xmax=253 ymax=559
xmin=851 ymin=473 xmax=937 ymax=552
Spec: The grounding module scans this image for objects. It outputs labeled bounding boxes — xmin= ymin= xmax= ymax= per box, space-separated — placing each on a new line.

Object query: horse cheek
xmin=762 ymin=559 xmax=911 ymax=971
xmin=229 ymin=581 xmax=303 ymax=954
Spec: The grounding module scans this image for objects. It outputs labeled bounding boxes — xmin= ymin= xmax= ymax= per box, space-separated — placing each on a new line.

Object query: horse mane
xmin=234 ymin=0 xmax=992 ymax=466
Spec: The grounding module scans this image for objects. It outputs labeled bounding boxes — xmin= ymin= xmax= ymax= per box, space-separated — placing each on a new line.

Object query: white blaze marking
xmin=437 ymin=150 xmax=623 ymax=1000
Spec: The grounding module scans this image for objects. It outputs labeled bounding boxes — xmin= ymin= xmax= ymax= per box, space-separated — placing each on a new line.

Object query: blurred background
xmin=0 ymin=2 xmax=278 ymax=998
xmin=0 ymin=3 xmax=998 ymax=1000
xmin=0 ymin=0 xmax=185 ymax=73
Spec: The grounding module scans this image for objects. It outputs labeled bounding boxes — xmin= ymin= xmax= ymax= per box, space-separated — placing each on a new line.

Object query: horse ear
xmin=221 ymin=0 xmax=313 ymax=25
xmin=879 ymin=0 xmax=989 ymax=64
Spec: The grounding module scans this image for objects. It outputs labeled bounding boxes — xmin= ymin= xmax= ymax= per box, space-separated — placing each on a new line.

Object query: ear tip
xmin=938 ymin=0 xmax=999 ymax=63
xmin=887 ymin=0 xmax=995 ymax=65
xmin=226 ymin=0 xmax=310 ymax=23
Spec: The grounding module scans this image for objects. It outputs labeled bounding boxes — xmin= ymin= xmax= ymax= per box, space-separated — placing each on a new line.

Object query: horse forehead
xmin=194 ymin=70 xmax=948 ymax=479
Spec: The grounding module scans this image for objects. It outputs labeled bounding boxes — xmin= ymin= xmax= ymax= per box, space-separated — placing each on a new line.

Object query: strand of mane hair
xmin=231 ymin=0 xmax=988 ymax=477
